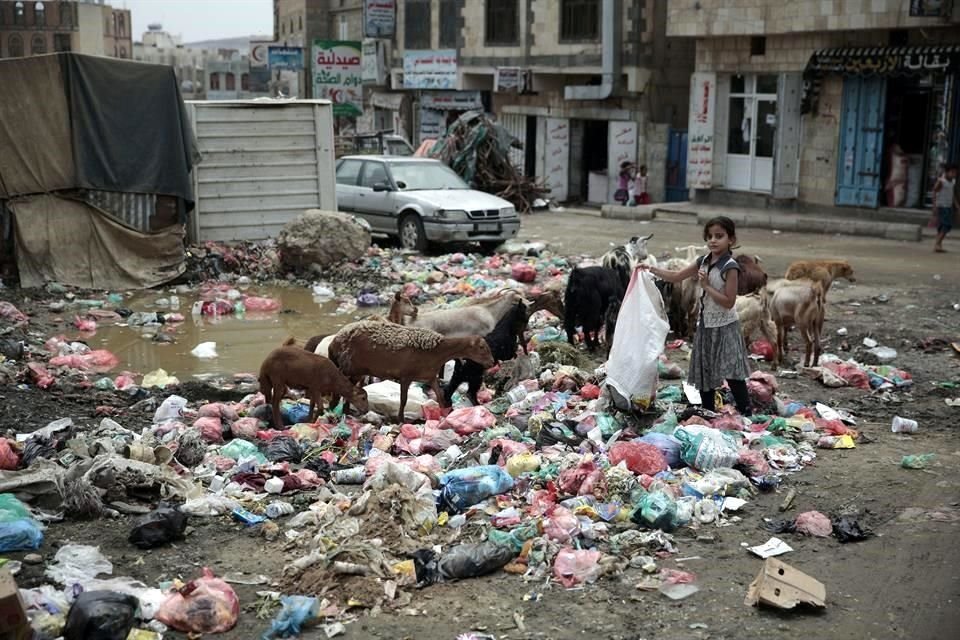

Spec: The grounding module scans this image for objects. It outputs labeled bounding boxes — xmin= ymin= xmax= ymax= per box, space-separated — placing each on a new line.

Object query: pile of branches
xmin=428 ymin=111 xmax=549 ymax=213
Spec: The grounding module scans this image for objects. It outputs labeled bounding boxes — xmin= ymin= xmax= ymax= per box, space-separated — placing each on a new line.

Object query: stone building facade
xmin=0 ymin=0 xmax=130 ymax=59
xmin=668 ymin=0 xmax=960 ymax=216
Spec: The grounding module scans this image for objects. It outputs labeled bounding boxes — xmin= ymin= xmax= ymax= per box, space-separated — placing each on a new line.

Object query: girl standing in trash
xmin=640 ymin=216 xmax=752 ymax=415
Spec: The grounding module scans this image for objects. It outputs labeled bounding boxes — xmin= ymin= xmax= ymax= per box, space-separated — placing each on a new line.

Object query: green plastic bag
xmin=220 ymin=439 xmax=267 ymax=464
xmin=674 ymin=427 xmax=740 ymax=471
xmin=901 ymin=453 xmax=934 ymax=470
xmin=0 ymin=494 xmax=32 ymax=523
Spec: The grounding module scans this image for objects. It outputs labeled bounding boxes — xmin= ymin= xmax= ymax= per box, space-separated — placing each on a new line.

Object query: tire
xmin=479 ymin=241 xmax=502 ymax=256
xmin=399 ymin=213 xmax=428 ymax=251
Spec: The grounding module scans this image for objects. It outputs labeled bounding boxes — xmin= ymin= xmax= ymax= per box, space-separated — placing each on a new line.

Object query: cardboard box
xmin=0 ymin=567 xmax=30 ymax=640
xmin=744 ymin=558 xmax=826 ymax=610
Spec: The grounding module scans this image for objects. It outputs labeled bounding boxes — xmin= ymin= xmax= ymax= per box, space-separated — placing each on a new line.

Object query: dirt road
xmin=3 ymin=213 xmax=959 ymax=640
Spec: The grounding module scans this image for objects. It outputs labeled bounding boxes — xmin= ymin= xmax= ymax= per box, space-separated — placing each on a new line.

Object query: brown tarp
xmin=0 ymin=55 xmax=74 ymax=197
xmin=11 ymin=195 xmax=185 ymax=290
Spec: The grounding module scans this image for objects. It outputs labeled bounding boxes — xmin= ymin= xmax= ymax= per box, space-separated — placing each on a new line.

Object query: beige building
xmin=0 ymin=0 xmax=130 ymax=58
xmin=133 ymin=24 xmax=209 ymax=99
xmin=668 ymin=0 xmax=960 ymax=217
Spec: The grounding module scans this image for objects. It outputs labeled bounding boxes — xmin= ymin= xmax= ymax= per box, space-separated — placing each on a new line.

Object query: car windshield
xmin=389 ymin=162 xmax=469 ymax=190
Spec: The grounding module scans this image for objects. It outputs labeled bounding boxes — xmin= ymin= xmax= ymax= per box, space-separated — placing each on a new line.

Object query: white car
xmin=335 ymin=155 xmax=521 ymax=252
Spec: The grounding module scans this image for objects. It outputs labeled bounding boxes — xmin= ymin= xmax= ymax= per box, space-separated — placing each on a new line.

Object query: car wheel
xmin=399 ymin=214 xmax=427 ymax=251
xmin=479 ymin=241 xmax=502 ymax=256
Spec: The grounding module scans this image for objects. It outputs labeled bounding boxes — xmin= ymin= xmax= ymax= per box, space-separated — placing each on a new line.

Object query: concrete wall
xmin=667 ymin=0 xmax=957 ymax=37
xmin=798 ymin=76 xmax=842 ymax=206
xmin=75 ymin=3 xmax=105 ymax=55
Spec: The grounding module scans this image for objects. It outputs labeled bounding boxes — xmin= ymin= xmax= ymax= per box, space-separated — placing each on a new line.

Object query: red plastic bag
xmin=711 ymin=415 xmax=745 ymax=431
xmin=156 ymin=568 xmax=239 ymax=634
xmin=194 ymin=417 xmax=223 ymax=443
xmin=558 ymin=460 xmax=596 ymax=495
xmin=736 ymin=449 xmax=770 ymax=477
xmin=231 ymin=417 xmax=260 ymax=440
xmin=27 ymin=362 xmax=55 ymax=388
xmin=823 ymin=362 xmax=870 ymax=390
xmin=0 ymin=438 xmax=20 ymax=470
xmin=578 ymin=466 xmax=607 ymax=498
xmin=243 ymin=296 xmax=281 ymax=312
xmin=0 ymin=302 xmax=28 ymax=326
xmin=609 ymin=442 xmax=667 ymax=476
xmin=394 ymin=423 xmax=423 ymax=455
xmin=420 ymin=423 xmax=463 ymax=453
xmin=511 ymin=263 xmax=537 ymax=283
xmin=113 ymin=374 xmax=137 ymax=390
xmin=553 ymin=548 xmax=600 ymax=588
xmin=439 ymin=406 xmax=496 ymax=435
xmin=794 ymin=510 xmax=832 ymax=537
xmin=749 ymin=340 xmax=775 ymax=361
xmin=579 ymin=383 xmax=602 ymax=400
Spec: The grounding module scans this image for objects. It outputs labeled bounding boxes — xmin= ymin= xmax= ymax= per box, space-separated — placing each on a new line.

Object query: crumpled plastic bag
xmin=129 ymin=504 xmax=188 ymax=549
xmin=749 ymin=340 xmax=775 ymax=361
xmin=674 ymin=427 xmax=741 ymax=471
xmin=438 ymin=465 xmax=514 ymax=513
xmin=543 ymin=506 xmax=580 ymax=543
xmin=439 ymin=406 xmax=497 ymax=435
xmin=46 ymin=545 xmax=113 ymax=586
xmin=191 ymin=342 xmax=218 ymax=359
xmin=27 ymin=362 xmax=55 ymax=388
xmin=364 ymin=380 xmax=429 ymax=420
xmin=63 ymin=590 xmax=138 ymax=640
xmin=736 ymin=448 xmax=771 ymax=477
xmin=413 ymin=541 xmax=515 ymax=586
xmin=558 ymin=459 xmax=598 ymax=496
xmin=794 ymin=510 xmax=832 ymax=537
xmin=244 ymin=296 xmax=281 ymax=312
xmin=262 ymin=595 xmax=318 ymax=639
xmin=154 ymin=395 xmax=188 ymax=423
xmin=0 ymin=438 xmax=20 ymax=470
xmin=49 ymin=349 xmax=119 ymax=373
xmin=553 ymin=548 xmax=601 ymax=588
xmin=0 ymin=301 xmax=28 ymax=325
xmin=156 ymin=568 xmax=239 ymax=634
xmin=609 ymin=441 xmax=668 ymax=476
xmin=231 ymin=417 xmax=261 ymax=440
xmin=194 ymin=416 xmax=224 ymax=444
xmin=637 ymin=433 xmax=682 ymax=468
xmin=142 ymin=368 xmax=180 ymax=389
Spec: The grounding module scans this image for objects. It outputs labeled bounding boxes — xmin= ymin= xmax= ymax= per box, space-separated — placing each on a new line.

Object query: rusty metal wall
xmin=84 ymin=191 xmax=157 ymax=232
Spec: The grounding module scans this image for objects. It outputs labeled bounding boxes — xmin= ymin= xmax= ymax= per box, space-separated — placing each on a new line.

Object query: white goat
xmin=408 ymin=289 xmax=522 ymax=337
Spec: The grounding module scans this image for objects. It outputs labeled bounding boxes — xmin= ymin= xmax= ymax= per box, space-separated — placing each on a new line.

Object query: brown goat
xmin=784 ymin=259 xmax=855 ymax=293
xmin=259 ymin=338 xmax=369 ymax=428
xmin=328 ymin=321 xmax=495 ymax=422
xmin=302 ymin=291 xmax=416 ymax=356
xmin=735 ymin=254 xmax=768 ymax=295
xmin=765 ymin=279 xmax=825 ymax=367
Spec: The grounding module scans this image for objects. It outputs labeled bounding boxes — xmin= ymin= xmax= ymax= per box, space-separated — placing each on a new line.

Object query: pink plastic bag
xmin=194 ymin=417 xmax=224 ymax=443
xmin=421 ymin=423 xmax=462 ymax=453
xmin=231 ymin=417 xmax=260 ymax=440
xmin=0 ymin=438 xmax=20 ymax=470
xmin=156 ymin=568 xmax=239 ymax=634
xmin=439 ymin=406 xmax=496 ymax=435
xmin=73 ymin=316 xmax=97 ymax=332
xmin=113 ymin=374 xmax=137 ymax=390
xmin=578 ymin=466 xmax=607 ymax=498
xmin=609 ymin=442 xmax=667 ymax=476
xmin=511 ymin=263 xmax=537 ymax=283
xmin=736 ymin=449 xmax=770 ymax=477
xmin=749 ymin=340 xmax=775 ymax=361
xmin=558 ymin=460 xmax=596 ymax=495
xmin=27 ymin=362 xmax=55 ymax=388
xmin=243 ymin=296 xmax=281 ymax=312
xmin=543 ymin=506 xmax=580 ymax=543
xmin=579 ymin=383 xmax=602 ymax=400
xmin=49 ymin=350 xmax=119 ymax=373
xmin=794 ymin=510 xmax=832 ymax=537
xmin=0 ymin=302 xmax=28 ymax=325
xmin=395 ymin=424 xmax=424 ymax=455
xmin=553 ymin=548 xmax=601 ymax=588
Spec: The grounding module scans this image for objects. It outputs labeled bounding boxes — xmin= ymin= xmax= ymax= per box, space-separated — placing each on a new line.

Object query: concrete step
xmin=654 ymin=206 xmax=699 ymax=224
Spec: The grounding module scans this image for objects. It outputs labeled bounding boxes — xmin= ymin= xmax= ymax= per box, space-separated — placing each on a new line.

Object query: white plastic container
xmin=264 ymin=477 xmax=285 ymax=494
xmin=891 ymin=416 xmax=918 ymax=433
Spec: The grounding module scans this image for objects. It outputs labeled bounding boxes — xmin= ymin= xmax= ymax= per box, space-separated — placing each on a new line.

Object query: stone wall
xmin=667 ymin=0 xmax=956 ymax=37
xmin=798 ymin=76 xmax=843 ymax=206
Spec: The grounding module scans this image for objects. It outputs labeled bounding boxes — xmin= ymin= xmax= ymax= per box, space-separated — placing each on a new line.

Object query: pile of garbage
xmin=427 ymin=110 xmax=550 ymax=213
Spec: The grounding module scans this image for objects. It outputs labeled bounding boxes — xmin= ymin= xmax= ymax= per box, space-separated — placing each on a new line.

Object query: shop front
xmin=803 ymin=45 xmax=960 ymax=209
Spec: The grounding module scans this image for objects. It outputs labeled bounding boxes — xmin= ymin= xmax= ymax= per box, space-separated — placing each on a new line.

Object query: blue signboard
xmin=268 ymin=46 xmax=304 ymax=71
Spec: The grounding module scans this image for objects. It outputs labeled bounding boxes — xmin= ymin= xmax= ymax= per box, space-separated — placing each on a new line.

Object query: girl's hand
xmin=697 ymin=269 xmax=709 ymax=285
xmin=636 ymin=263 xmax=650 ymax=272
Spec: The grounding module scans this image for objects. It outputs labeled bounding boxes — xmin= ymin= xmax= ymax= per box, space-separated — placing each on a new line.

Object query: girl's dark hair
xmin=703 ymin=216 xmax=737 ymax=242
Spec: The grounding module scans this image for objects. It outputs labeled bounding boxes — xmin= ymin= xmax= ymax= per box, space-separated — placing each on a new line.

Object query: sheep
xmin=408 ymin=289 xmax=522 ymax=337
xmin=735 ymin=293 xmax=779 ymax=363
xmin=563 ymin=266 xmax=625 ymax=350
xmin=304 ymin=291 xmax=416 ymax=357
xmin=444 ymin=300 xmax=529 ymax=405
xmin=764 ymin=279 xmax=826 ymax=367
xmin=328 ymin=321 xmax=495 ymax=422
xmin=784 ymin=259 xmax=855 ymax=293
xmin=259 ymin=338 xmax=369 ymax=428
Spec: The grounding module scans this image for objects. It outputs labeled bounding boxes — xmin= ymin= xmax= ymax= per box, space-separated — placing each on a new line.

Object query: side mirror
xmin=372 ymin=182 xmax=392 ymax=192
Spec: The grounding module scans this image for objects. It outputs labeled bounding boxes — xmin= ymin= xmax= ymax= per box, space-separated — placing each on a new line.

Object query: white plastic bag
xmin=363 ymin=380 xmax=429 ymax=420
xmin=45 ymin=544 xmax=113 ymax=586
xmin=605 ymin=270 xmax=669 ymax=410
xmin=191 ymin=342 xmax=218 ymax=359
xmin=154 ymin=395 xmax=188 ymax=423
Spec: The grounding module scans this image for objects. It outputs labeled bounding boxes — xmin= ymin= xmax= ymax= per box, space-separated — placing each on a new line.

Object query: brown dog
xmin=258 ymin=338 xmax=369 ymax=428
xmin=784 ymin=260 xmax=855 ymax=293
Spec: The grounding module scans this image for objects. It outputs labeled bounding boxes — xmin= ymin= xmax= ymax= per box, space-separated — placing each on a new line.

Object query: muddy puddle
xmin=87 ymin=285 xmax=356 ymax=379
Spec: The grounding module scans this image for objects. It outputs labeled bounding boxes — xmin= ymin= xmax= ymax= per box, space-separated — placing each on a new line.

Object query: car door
xmin=356 ymin=160 xmax=393 ymax=233
xmin=335 ymin=159 xmax=364 ymax=213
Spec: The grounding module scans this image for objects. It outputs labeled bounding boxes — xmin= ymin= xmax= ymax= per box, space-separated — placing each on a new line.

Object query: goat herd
xmin=564 ymin=234 xmax=856 ymax=369
xmin=258 ymin=239 xmax=854 ymax=429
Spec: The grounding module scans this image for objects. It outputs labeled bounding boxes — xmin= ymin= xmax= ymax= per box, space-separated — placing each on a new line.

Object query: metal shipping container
xmin=185 ymin=99 xmax=337 ymax=242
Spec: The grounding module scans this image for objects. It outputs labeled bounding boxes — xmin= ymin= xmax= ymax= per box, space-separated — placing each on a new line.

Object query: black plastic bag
xmin=413 ymin=542 xmax=515 ymax=586
xmin=263 ymin=435 xmax=303 ymax=463
xmin=20 ymin=436 xmax=57 ymax=467
xmin=129 ymin=503 xmax=188 ymax=549
xmin=763 ymin=518 xmax=797 ymax=534
xmin=63 ymin=590 xmax=138 ymax=640
xmin=832 ymin=515 xmax=872 ymax=543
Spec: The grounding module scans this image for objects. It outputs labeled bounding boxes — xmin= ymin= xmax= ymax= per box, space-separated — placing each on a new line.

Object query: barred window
xmin=404 ymin=0 xmax=431 ymax=50
xmin=485 ymin=0 xmax=518 ymax=46
xmin=439 ymin=0 xmax=458 ymax=48
xmin=560 ymin=0 xmax=599 ymax=42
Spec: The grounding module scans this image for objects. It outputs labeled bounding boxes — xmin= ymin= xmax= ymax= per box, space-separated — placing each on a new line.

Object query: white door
xmin=724 ymin=74 xmax=778 ymax=193
xmin=751 ymin=98 xmax=776 ymax=191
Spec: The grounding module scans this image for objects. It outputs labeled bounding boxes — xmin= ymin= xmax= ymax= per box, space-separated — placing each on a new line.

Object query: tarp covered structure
xmin=0 ymin=53 xmax=199 ymax=289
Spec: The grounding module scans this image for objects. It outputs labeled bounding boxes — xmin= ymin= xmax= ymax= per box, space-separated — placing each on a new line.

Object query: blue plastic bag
xmin=281 ymin=402 xmax=311 ymax=426
xmin=0 ymin=518 xmax=44 ymax=552
xmin=637 ymin=433 xmax=683 ymax=468
xmin=262 ymin=595 xmax=318 ymax=639
xmin=439 ymin=465 xmax=514 ymax=513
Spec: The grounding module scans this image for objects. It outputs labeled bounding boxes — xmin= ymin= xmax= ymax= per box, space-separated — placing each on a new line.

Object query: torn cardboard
xmin=0 ymin=567 xmax=30 ymax=640
xmin=744 ymin=558 xmax=826 ymax=610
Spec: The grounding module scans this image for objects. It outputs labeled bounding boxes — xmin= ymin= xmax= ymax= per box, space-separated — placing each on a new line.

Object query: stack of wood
xmin=429 ymin=111 xmax=550 ymax=213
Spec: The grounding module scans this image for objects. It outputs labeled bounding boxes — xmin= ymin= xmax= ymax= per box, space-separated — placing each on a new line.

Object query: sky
xmin=123 ymin=0 xmax=274 ymax=44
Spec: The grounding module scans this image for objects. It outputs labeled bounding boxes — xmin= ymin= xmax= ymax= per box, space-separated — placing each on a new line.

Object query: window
xmin=336 ymin=159 xmax=363 ymax=185
xmin=338 ymin=15 xmax=348 ymax=40
xmin=560 ymin=0 xmax=599 ymax=42
xmin=59 ymin=2 xmax=72 ymax=27
xmin=54 ymin=32 xmax=70 ymax=51
xmin=485 ymin=0 xmax=518 ymax=45
xmin=405 ymin=0 xmax=430 ymax=49
xmin=31 ymin=33 xmax=44 ymax=54
xmin=225 ymin=72 xmax=235 ymax=91
xmin=118 ymin=12 xmax=125 ymax=36
xmin=119 ymin=45 xmax=126 ymax=58
xmin=750 ymin=36 xmax=765 ymax=56
xmin=298 ymin=14 xmax=302 ymax=31
xmin=359 ymin=162 xmax=389 ymax=188
xmin=8 ymin=34 xmax=23 ymax=57
xmin=439 ymin=0 xmax=458 ymax=48
xmin=241 ymin=73 xmax=249 ymax=90
xmin=34 ymin=2 xmax=44 ymax=26
xmin=14 ymin=2 xmax=25 ymax=26
xmin=209 ymin=72 xmax=220 ymax=91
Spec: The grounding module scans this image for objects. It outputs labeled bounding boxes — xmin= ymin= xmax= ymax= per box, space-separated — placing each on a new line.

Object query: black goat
xmin=564 ymin=266 xmax=625 ymax=350
xmin=444 ymin=301 xmax=528 ymax=405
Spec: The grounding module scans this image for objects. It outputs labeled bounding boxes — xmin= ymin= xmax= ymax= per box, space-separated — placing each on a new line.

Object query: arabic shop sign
xmin=805 ymin=46 xmax=959 ymax=77
xmin=364 ymin=0 xmax=396 ymax=38
xmin=268 ymin=46 xmax=303 ymax=71
xmin=403 ymin=49 xmax=457 ymax=90
xmin=312 ymin=40 xmax=363 ymax=117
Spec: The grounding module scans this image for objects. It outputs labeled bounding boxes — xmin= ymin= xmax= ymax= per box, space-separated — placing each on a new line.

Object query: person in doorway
xmin=932 ymin=163 xmax=956 ymax=253
xmin=633 ymin=164 xmax=651 ymax=205
xmin=614 ymin=161 xmax=634 ymax=205
xmin=639 ymin=216 xmax=752 ymax=416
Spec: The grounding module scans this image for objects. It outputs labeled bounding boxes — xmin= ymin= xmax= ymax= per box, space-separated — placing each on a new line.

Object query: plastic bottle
xmin=891 ymin=416 xmax=918 ymax=433
xmin=331 ymin=467 xmax=366 ymax=484
xmin=265 ymin=502 xmax=295 ymax=518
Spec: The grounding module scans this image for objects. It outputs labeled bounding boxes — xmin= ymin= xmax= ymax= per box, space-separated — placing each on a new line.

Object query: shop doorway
xmin=725 ymin=74 xmax=778 ymax=192
xmin=571 ymin=119 xmax=608 ymax=203
xmin=882 ymin=76 xmax=944 ymax=209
